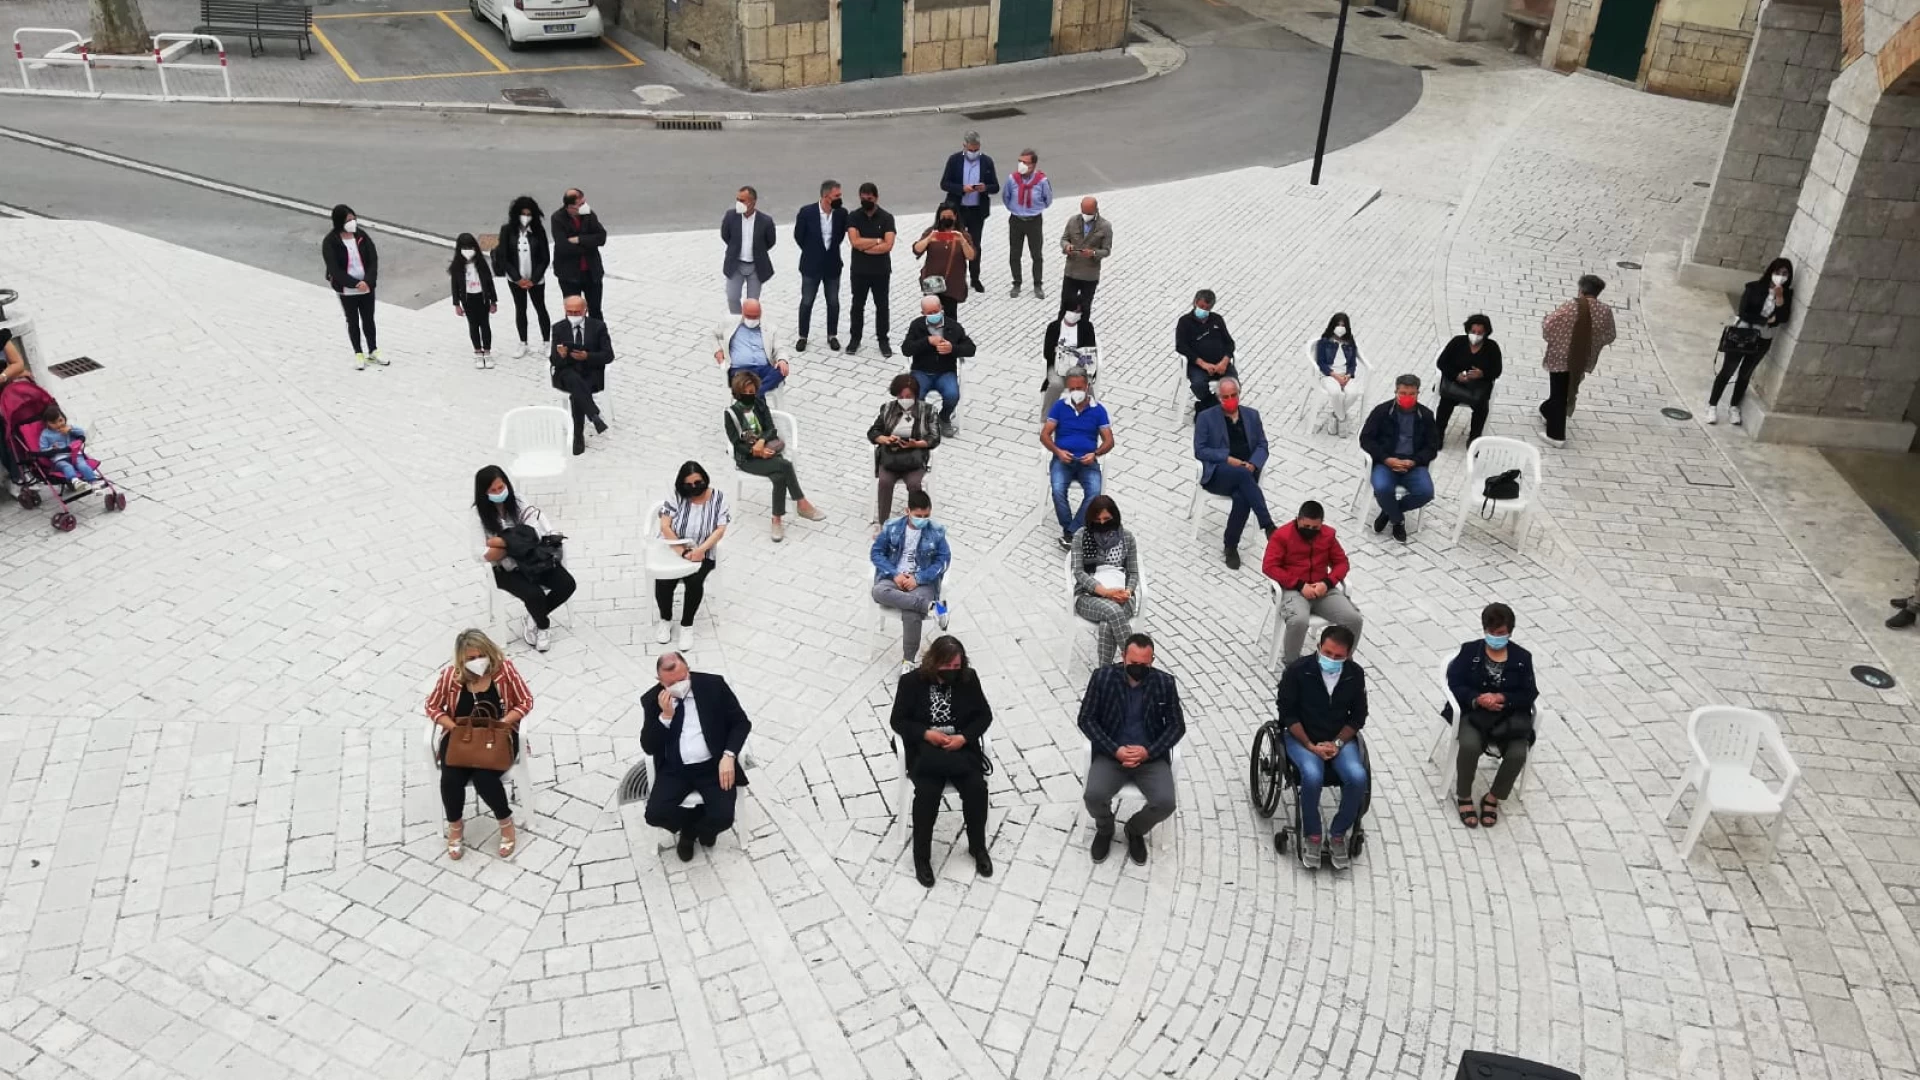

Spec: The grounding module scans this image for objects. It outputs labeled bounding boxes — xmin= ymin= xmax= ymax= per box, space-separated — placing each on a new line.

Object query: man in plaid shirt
xmin=1078 ymin=633 xmax=1185 ymax=867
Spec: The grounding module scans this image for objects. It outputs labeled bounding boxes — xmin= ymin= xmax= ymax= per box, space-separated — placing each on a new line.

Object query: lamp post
xmin=1309 ymin=0 xmax=1354 ymax=185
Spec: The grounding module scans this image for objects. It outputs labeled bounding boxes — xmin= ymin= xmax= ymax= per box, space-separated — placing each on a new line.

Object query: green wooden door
xmin=1584 ymin=0 xmax=1656 ymax=80
xmin=995 ymin=0 xmax=1052 ymax=63
xmin=841 ymin=0 xmax=903 ymax=81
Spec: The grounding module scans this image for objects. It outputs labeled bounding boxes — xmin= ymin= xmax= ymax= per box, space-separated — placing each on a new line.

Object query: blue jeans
xmin=728 ymin=363 xmax=785 ymax=397
xmin=1370 ymin=464 xmax=1433 ymax=521
xmin=1049 ymin=457 xmax=1103 ymax=535
xmin=1201 ymin=465 xmax=1274 ymax=548
xmin=914 ymin=371 xmax=961 ymax=422
xmin=1284 ymin=735 xmax=1368 ymax=838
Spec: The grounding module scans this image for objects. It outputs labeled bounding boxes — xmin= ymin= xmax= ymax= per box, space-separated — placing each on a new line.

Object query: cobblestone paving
xmin=4 ymin=67 xmax=1920 ymax=1080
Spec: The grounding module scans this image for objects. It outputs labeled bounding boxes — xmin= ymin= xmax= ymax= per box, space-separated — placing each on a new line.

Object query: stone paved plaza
xmin=4 ymin=66 xmax=1920 ymax=1080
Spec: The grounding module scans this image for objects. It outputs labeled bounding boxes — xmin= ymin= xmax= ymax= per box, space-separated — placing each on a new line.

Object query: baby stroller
xmin=1 ymin=378 xmax=126 ymax=531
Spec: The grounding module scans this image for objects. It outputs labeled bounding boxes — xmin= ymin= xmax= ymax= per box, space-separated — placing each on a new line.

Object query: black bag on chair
xmin=1480 ymin=469 xmax=1521 ymax=519
xmin=913 ymin=742 xmax=975 ymax=779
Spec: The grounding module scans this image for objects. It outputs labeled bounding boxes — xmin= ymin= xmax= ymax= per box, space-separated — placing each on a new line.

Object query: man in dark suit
xmin=1078 ymin=633 xmax=1184 ymax=867
xmin=1192 ymin=377 xmax=1277 ymax=569
xmin=793 ymin=179 xmax=849 ymax=353
xmin=938 ymin=130 xmax=999 ymax=294
xmin=1275 ymin=624 xmax=1368 ymax=870
xmin=1357 ymin=373 xmax=1441 ymax=543
xmin=641 ymin=652 xmax=752 ymax=861
xmin=550 ymin=188 xmax=607 ymax=321
xmin=551 ymin=295 xmax=612 ymax=456
xmin=721 ymin=185 xmax=778 ymax=315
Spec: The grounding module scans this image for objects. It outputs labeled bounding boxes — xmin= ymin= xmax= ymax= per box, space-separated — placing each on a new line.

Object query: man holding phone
xmin=938 ymin=130 xmax=998 ymax=295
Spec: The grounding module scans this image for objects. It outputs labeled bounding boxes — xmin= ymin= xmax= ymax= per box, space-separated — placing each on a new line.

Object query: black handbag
xmin=1438 ymin=376 xmax=1489 ymax=407
xmin=1480 ymin=469 xmax=1521 ymax=519
xmin=913 ymin=741 xmax=975 ymax=779
xmin=1718 ymin=323 xmax=1763 ymax=356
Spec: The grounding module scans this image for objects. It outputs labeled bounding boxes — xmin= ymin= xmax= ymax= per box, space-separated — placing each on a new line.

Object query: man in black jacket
xmin=1276 ymin=624 xmax=1368 ymax=870
xmin=550 ymin=188 xmax=607 ymax=321
xmin=641 ymin=652 xmax=752 ymax=861
xmin=1357 ymin=374 xmax=1440 ymax=543
xmin=938 ymin=130 xmax=999 ymax=293
xmin=901 ymin=295 xmax=977 ymax=438
xmin=1078 ymin=634 xmax=1184 ymax=867
xmin=551 ymin=296 xmax=613 ymax=456
xmin=1176 ymin=290 xmax=1237 ymax=412
xmin=722 ymin=185 xmax=778 ymax=315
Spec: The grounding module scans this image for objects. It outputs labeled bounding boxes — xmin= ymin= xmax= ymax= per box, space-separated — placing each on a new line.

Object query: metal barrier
xmin=12 ymin=28 xmax=94 ymax=92
xmin=152 ymin=33 xmax=229 ymax=99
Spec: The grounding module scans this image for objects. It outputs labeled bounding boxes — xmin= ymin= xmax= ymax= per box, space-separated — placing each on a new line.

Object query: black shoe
xmin=880 ymin=344 xmax=894 ymax=359
xmin=971 ymin=848 xmax=994 ymax=878
xmin=915 ymin=861 xmax=936 ymax=888
xmin=1890 ymin=608 xmax=1917 ymax=629
xmin=846 ymin=338 xmax=861 ymax=355
xmin=1058 ymin=533 xmax=1073 ymax=551
xmin=795 ymin=337 xmax=808 ymax=352
xmin=591 ymin=416 xmax=608 ymax=435
xmin=1893 ymin=598 xmax=1912 ymax=609
xmin=573 ymin=442 xmax=586 ymax=457
xmin=1010 ymin=283 xmax=1022 ymax=297
xmin=970 ymin=277 xmax=986 ymax=293
xmin=1091 ymin=827 xmax=1114 ymax=863
xmin=675 ymin=832 xmax=695 ymax=862
xmin=1392 ymin=521 xmax=1408 ymax=543
xmin=1225 ymin=548 xmax=1241 ymax=570
xmin=699 ymin=834 xmax=716 ymax=848
xmin=1035 ymin=285 xmax=1047 ymax=299
xmin=828 ymin=336 xmax=841 ymax=352
xmin=1373 ymin=512 xmax=1390 ymax=534
xmin=1126 ymin=830 xmax=1148 ymax=865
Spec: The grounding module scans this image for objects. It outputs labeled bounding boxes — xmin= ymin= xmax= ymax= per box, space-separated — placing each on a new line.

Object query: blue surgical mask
xmin=1318 ymin=655 xmax=1344 ymax=676
xmin=926 ymin=313 xmax=944 ymax=326
xmin=907 ymin=515 xmax=928 ymax=530
xmin=487 ymin=490 xmax=509 ymax=504
xmin=1484 ymin=634 xmax=1509 ymax=650
xmin=1193 ymin=307 xmax=1209 ymax=320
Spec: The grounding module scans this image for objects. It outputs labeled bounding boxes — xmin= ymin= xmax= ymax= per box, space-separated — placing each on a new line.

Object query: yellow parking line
xmin=436 ymin=10 xmax=512 ymax=73
xmin=309 ymin=23 xmax=367 ymax=82
xmin=308 ymin=7 xmax=644 ymax=84
xmin=348 ymin=59 xmax=641 ymax=81
xmin=313 ymin=8 xmax=453 ymax=17
xmin=600 ymin=36 xmax=643 ymax=64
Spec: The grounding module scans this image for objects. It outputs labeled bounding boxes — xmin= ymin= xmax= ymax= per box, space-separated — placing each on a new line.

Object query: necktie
xmin=575 ymin=325 xmax=583 ymax=348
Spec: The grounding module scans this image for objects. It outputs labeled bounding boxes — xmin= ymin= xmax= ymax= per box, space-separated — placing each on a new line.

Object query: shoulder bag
xmin=444 ymin=698 xmax=515 ymax=771
xmin=920 ymin=233 xmax=961 ymax=296
xmin=1439 ymin=375 xmax=1489 ymax=407
xmin=1480 ymin=468 xmax=1521 ymax=519
xmin=1718 ymin=320 xmax=1763 ymax=357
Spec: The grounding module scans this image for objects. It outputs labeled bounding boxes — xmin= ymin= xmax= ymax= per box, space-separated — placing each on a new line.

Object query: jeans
xmin=462 ymin=304 xmax=493 ymax=351
xmin=48 ymin=455 xmax=101 ymax=483
xmin=737 ymin=454 xmax=805 ymax=515
xmin=724 ymin=265 xmax=765 ymax=314
xmin=956 ymin=203 xmax=987 ymax=281
xmin=727 ymin=363 xmax=785 ymax=397
xmin=644 ymin=760 xmax=737 ymax=842
xmin=914 ymin=371 xmax=961 ymax=422
xmin=337 ymin=291 xmax=377 ymax=353
xmin=799 ymin=271 xmax=841 ymax=339
xmin=1187 ymin=362 xmax=1237 ymax=410
xmin=1082 ymin=754 xmax=1176 ymax=837
xmin=872 ymin=578 xmax=940 ymax=660
xmin=1455 ymin=712 xmax=1531 ymax=800
xmin=655 ymin=557 xmax=715 ymax=625
xmin=1049 ymin=457 xmax=1103 ymax=535
xmin=1709 ymin=344 xmax=1769 ymax=407
xmin=1284 ymin=735 xmax=1367 ymax=838
xmin=1321 ymin=375 xmax=1364 ymax=429
xmin=508 ymin=280 xmax=551 ymax=344
xmin=1007 ymin=213 xmax=1044 ymax=285
xmin=492 ymin=564 xmax=577 ymax=630
xmin=849 ymin=272 xmax=890 ymax=348
xmin=558 ymin=276 xmax=603 ymax=321
xmin=1201 ymin=465 xmax=1274 ymax=548
xmin=1370 ymin=464 xmax=1434 ymax=522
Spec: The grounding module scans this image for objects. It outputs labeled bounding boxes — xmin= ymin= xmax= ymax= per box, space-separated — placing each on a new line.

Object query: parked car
xmin=471 ymin=0 xmax=605 ymax=50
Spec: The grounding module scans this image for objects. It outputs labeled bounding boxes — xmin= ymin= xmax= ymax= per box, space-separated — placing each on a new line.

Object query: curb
xmin=0 ymin=39 xmax=1184 ymax=123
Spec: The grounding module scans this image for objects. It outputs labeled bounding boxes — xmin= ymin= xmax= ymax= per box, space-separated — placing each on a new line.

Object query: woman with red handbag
xmin=426 ymin=629 xmax=534 ymax=860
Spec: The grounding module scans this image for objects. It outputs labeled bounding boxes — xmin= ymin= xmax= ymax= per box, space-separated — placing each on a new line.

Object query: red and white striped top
xmin=425 ymin=659 xmax=535 ymax=722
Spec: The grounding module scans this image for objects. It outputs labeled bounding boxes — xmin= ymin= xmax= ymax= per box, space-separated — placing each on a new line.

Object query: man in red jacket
xmin=1261 ymin=500 xmax=1365 ymax=661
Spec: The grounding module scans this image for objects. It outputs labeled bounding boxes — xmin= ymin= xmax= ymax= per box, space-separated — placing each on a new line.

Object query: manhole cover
xmin=1679 ymin=464 xmax=1734 ymax=488
xmin=1445 ymin=56 xmax=1481 ymax=65
xmin=1381 ymin=32 xmax=1406 ymax=38
xmin=1661 ymin=407 xmax=1693 ymax=420
xmin=47 ymin=356 xmax=101 ymax=378
xmin=501 ymin=86 xmax=562 ymax=108
xmin=1692 ymin=180 xmax=1711 ymax=188
xmin=1617 ymin=260 xmax=1643 ymax=269
xmin=1852 ymin=665 xmax=1896 ymax=689
xmin=963 ymin=106 xmax=1025 ymax=120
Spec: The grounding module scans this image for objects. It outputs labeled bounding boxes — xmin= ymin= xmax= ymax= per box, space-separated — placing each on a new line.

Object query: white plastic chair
xmin=1662 ymin=706 xmax=1800 ymax=859
xmin=1426 ymin=660 xmax=1543 ymax=804
xmin=722 ymin=407 xmax=800 ymax=509
xmin=1307 ymin=347 xmax=1369 ymax=437
xmin=1257 ymin=579 xmax=1357 ymax=669
xmin=423 ymin=718 xmax=535 ymax=816
xmin=643 ymin=508 xmax=706 ymax=625
xmin=497 ymin=406 xmax=572 ymax=486
xmin=1448 ymin=435 xmax=1542 ymax=553
xmin=1064 ymin=546 xmax=1148 ymax=672
xmin=481 ymin=542 xmax=570 ymax=638
xmin=1349 ymin=449 xmax=1427 ymax=533
xmin=892 ymin=734 xmax=994 ymax=837
xmin=1186 ymin=461 xmax=1238 ymax=542
xmin=1083 ymin=743 xmax=1183 ymax=850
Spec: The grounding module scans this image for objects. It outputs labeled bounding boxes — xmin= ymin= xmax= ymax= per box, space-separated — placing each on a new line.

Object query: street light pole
xmin=1309 ymin=0 xmax=1354 ymax=185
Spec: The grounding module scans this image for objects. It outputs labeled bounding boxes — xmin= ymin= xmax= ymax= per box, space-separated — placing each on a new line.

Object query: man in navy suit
xmin=641 ymin=652 xmax=753 ymax=861
xmin=939 ymin=131 xmax=999 ymax=294
xmin=720 ymin=185 xmax=778 ymax=315
xmin=1193 ymin=376 xmax=1277 ymax=569
xmin=794 ymin=179 xmax=849 ymax=352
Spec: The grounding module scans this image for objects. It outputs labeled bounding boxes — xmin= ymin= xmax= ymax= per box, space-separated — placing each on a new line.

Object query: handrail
xmin=152 ymin=33 xmax=230 ymax=99
xmin=12 ymin=28 xmax=94 ymax=93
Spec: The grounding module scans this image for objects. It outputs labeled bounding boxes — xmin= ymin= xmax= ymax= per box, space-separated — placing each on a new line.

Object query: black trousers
xmin=1539 ymin=371 xmax=1570 ymax=441
xmin=645 ymin=761 xmax=737 ymax=842
xmin=509 ymin=280 xmax=552 ymax=344
xmin=655 ymin=558 xmax=715 ymax=624
xmin=338 ymin=291 xmax=378 ymax=353
xmin=850 ymin=273 xmax=891 ymax=349
xmin=1709 ymin=345 xmax=1769 ymax=407
xmin=1060 ymin=277 xmax=1097 ymax=319
xmin=799 ymin=271 xmax=841 ymax=338
xmin=911 ymin=767 xmax=988 ymax=869
xmin=956 ymin=204 xmax=987 ymax=282
xmin=563 ymin=378 xmax=603 ymax=452
xmin=559 ymin=275 xmax=604 ymax=321
xmin=463 ymin=305 xmax=493 ymax=351
xmin=438 ymin=731 xmax=518 ymax=821
xmin=1435 ymin=393 xmax=1491 ymax=443
xmin=493 ymin=563 xmax=576 ymax=629
xmin=1007 ymin=214 xmax=1044 ymax=285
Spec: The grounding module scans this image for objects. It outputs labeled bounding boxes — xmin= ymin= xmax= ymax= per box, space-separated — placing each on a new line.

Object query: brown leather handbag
xmin=444 ymin=700 xmax=514 ymax=772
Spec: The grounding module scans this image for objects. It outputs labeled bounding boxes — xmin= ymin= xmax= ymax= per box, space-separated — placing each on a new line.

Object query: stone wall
xmin=912 ymin=0 xmax=992 ymax=71
xmin=1056 ymin=0 xmax=1129 ymax=52
xmin=620 ymin=0 xmax=748 ymax=84
xmin=1551 ymin=0 xmax=1600 ymax=68
xmin=742 ymin=0 xmax=833 ymax=88
xmin=1644 ymin=20 xmax=1756 ymax=99
xmin=1406 ymin=0 xmax=1456 ymax=35
xmin=1691 ymin=0 xmax=1843 ymax=271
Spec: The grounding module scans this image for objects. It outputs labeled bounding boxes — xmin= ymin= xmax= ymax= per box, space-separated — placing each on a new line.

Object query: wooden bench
xmin=1504 ymin=9 xmax=1548 ymax=57
xmin=196 ymin=0 xmax=314 ymax=58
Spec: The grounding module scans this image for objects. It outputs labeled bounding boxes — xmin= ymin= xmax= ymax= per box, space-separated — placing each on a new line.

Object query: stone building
xmin=616 ymin=0 xmax=1130 ymax=90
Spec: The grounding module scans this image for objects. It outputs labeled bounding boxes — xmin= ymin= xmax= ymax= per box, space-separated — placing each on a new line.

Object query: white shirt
xmin=517 ymin=229 xmax=534 ymax=279
xmin=1321 ymin=668 xmax=1341 ymax=697
xmin=464 ymin=263 xmax=483 ymax=294
xmin=340 ymin=236 xmax=365 ymax=294
xmin=819 ymin=205 xmax=833 ymax=250
xmin=737 ymin=212 xmax=757 ymax=263
xmin=674 ymin=691 xmax=712 ymax=765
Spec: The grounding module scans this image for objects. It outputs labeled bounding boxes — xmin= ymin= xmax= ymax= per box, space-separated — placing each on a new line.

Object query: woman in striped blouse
xmin=655 ymin=460 xmax=730 ymax=651
xmin=425 ymin=629 xmax=533 ymax=860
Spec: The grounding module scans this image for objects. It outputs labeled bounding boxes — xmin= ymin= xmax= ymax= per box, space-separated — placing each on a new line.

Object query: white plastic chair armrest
xmin=1761 ymin=728 xmax=1800 ymax=804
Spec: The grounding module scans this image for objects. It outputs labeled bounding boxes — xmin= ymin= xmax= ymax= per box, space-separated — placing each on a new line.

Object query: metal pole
xmin=1309 ymin=0 xmax=1353 ymax=186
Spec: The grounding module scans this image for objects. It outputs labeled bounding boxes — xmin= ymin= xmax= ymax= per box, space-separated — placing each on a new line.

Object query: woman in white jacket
xmin=474 ymin=464 xmax=574 ymax=652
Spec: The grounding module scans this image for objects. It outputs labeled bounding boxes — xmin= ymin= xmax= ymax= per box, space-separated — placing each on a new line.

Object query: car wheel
xmin=470 ymin=0 xmax=483 ymax=20
xmin=504 ymin=23 xmax=524 ymax=49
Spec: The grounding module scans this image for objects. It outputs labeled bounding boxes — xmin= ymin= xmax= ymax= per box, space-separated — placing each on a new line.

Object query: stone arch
xmin=1877 ymin=11 xmax=1920 ymax=91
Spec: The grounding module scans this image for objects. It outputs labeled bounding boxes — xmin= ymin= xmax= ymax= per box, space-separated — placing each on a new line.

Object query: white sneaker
xmin=534 ymin=629 xmax=551 ymax=653
xmin=677 ymin=625 xmax=695 ymax=652
xmin=474 ymin=353 xmax=486 ymax=370
xmin=655 ymin=620 xmax=672 ymax=645
xmin=1705 ymin=405 xmax=1720 ymax=425
xmin=522 ymin=623 xmax=540 ymax=649
xmin=354 ymin=352 xmax=366 ymax=370
xmin=1729 ymin=406 xmax=1743 ymax=426
xmin=900 ymin=659 xmax=917 ymax=676
xmin=368 ymin=349 xmax=388 ymax=366
xmin=516 ymin=341 xmax=530 ymax=358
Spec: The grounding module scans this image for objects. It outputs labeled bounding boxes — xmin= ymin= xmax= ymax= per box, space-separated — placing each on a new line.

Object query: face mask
xmin=963 ymin=149 xmax=979 ymax=160
xmin=926 ymin=313 xmax=944 ymax=326
xmin=1332 ymin=326 xmax=1346 ymax=338
xmin=1318 ymin=655 xmax=1344 ymax=676
xmin=1468 ymin=333 xmax=1484 ymax=344
xmin=667 ymin=679 xmax=692 ymax=699
xmin=1397 ymin=393 xmax=1418 ymax=409
xmin=1090 ymin=519 xmax=1115 ymax=533
xmin=1772 ymin=274 xmax=1788 ymax=286
xmin=1081 ymin=212 xmax=1095 ymax=223
xmin=1485 ymin=634 xmax=1509 ymax=650
xmin=939 ymin=218 xmax=957 ymax=229
xmin=1066 ymin=389 xmax=1087 ymax=405
xmin=734 ymin=393 xmax=758 ymax=404
xmin=897 ymin=395 xmax=916 ymax=407
xmin=743 ymin=317 xmax=760 ymax=329
xmin=1063 ymin=312 xmax=1081 ymax=326
xmin=464 ymin=657 xmax=490 ymax=676
xmin=907 ymin=515 xmax=927 ymax=530
xmin=1124 ymin=662 xmax=1150 ymax=682
xmin=487 ymin=490 xmax=509 ymax=504
xmin=459 ymin=248 xmax=476 ymax=259
xmin=1219 ymin=395 xmax=1239 ymax=409
xmin=680 ymin=480 xmax=709 ymax=498
xmin=736 ymin=200 xmax=750 ymax=215
xmin=861 ymin=198 xmax=876 ymax=209
xmin=568 ymin=315 xmax=585 ymax=327
xmin=1193 ymin=307 xmax=1209 ymax=320
xmin=1296 ymin=525 xmax=1320 ymax=541
xmin=829 ymin=197 xmax=843 ymax=209
xmin=1016 ymin=162 xmax=1032 ymax=174
xmin=342 ymin=220 xmax=357 ymax=234
xmin=519 ymin=214 xmax=532 ymax=226
xmin=576 ymin=203 xmax=591 ymax=216
xmin=937 ymin=666 xmax=961 ymax=682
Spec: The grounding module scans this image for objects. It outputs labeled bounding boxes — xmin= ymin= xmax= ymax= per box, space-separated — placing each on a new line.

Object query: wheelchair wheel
xmin=1248 ymin=723 xmax=1284 ymax=819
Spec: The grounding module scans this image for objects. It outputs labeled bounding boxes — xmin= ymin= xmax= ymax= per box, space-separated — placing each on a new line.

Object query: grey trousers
xmin=873 ymin=579 xmax=939 ymax=660
xmin=1073 ymin=593 xmax=1138 ymax=666
xmin=1277 ymin=588 xmax=1365 ymax=661
xmin=1456 ymin=716 xmax=1530 ymax=800
xmin=876 ymin=468 xmax=926 ymax=523
xmin=725 ymin=265 xmax=766 ymax=315
xmin=1008 ymin=213 xmax=1045 ymax=285
xmin=1084 ymin=754 xmax=1176 ymax=837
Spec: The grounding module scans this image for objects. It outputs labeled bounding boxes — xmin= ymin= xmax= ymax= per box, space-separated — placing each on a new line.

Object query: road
xmin=0 ymin=0 xmax=1420 ymax=309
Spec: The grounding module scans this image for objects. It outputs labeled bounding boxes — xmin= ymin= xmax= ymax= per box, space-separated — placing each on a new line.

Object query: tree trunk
xmin=90 ymin=0 xmax=153 ymax=55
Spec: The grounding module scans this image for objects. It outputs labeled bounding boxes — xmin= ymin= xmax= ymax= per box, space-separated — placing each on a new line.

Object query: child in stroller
xmin=37 ymin=405 xmax=101 ymax=496
xmin=2 ymin=377 xmax=125 ymax=529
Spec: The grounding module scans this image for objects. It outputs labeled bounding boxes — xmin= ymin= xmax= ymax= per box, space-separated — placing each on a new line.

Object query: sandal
xmin=1457 ymin=800 xmax=1480 ymax=828
xmin=1478 ymin=795 xmax=1500 ymax=828
xmin=498 ymin=821 xmax=518 ymax=859
xmin=446 ymin=822 xmax=465 ymax=860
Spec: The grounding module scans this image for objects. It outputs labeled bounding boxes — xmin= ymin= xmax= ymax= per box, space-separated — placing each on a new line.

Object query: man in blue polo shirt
xmin=1041 ymin=367 xmax=1114 ymax=550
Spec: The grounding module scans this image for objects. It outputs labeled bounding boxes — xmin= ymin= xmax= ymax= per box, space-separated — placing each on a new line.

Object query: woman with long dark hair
xmin=449 ymin=233 xmax=498 ymax=368
xmin=1313 ymin=311 xmax=1364 ymax=432
xmin=889 ymin=634 xmax=994 ymax=888
xmin=912 ymin=203 xmax=975 ymax=323
xmin=473 ymin=464 xmax=575 ymax=652
xmin=494 ymin=195 xmax=552 ymax=357
xmin=1707 ymin=256 xmax=1793 ymax=427
xmin=654 ymin=460 xmax=730 ymax=651
xmin=320 ymin=204 xmax=383 ymax=370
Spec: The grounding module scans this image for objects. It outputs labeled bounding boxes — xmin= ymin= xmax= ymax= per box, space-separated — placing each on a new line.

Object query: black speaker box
xmin=1453 ymin=1051 xmax=1581 ymax=1080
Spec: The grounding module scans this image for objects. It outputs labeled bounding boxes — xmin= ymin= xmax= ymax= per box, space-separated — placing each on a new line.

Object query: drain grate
xmin=1358 ymin=7 xmax=1387 ymax=15
xmin=1445 ymin=56 xmax=1481 ymax=65
xmin=1308 ymin=10 xmax=1337 ymax=17
xmin=1381 ymin=32 xmax=1406 ymax=38
xmin=1617 ymin=260 xmax=1643 ymax=269
xmin=1411 ymin=63 xmax=1435 ymax=69
xmin=963 ymin=106 xmax=1025 ymax=121
xmin=501 ymin=86 xmax=562 ymax=108
xmin=616 ymin=761 xmax=652 ymax=805
xmin=654 ymin=117 xmax=724 ymax=131
xmin=48 ymin=356 xmax=101 ymax=379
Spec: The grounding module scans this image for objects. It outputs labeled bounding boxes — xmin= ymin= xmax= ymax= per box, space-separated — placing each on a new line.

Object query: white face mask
xmin=1081 ymin=212 xmax=1095 ymax=223
xmin=464 ymin=657 xmax=490 ymax=676
xmin=1016 ymin=162 xmax=1032 ymax=175
xmin=342 ymin=220 xmax=357 ymax=234
xmin=1063 ymin=312 xmax=1081 ymax=326
xmin=897 ymin=395 xmax=916 ymax=407
xmin=568 ymin=314 xmax=585 ymax=326
xmin=519 ymin=214 xmax=532 ymax=226
xmin=1066 ymin=389 xmax=1087 ymax=405
xmin=742 ymin=317 xmax=760 ymax=329
xmin=1332 ymin=326 xmax=1347 ymax=338
xmin=576 ymin=202 xmax=591 ymax=216
xmin=459 ymin=248 xmax=476 ymax=259
xmin=667 ymin=679 xmax=692 ymax=699
xmin=1772 ymin=274 xmax=1788 ymax=286
xmin=736 ymin=200 xmax=750 ymax=216
xmin=1468 ymin=332 xmax=1484 ymax=344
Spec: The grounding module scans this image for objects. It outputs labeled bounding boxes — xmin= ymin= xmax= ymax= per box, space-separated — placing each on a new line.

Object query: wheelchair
xmin=1247 ymin=722 xmax=1372 ymax=863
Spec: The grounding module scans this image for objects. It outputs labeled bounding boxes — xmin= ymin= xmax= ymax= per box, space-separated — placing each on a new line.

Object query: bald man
xmin=713 ymin=298 xmax=793 ymax=397
xmin=1059 ymin=196 xmax=1113 ymax=319
xmin=901 ymin=294 xmax=977 ymax=438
